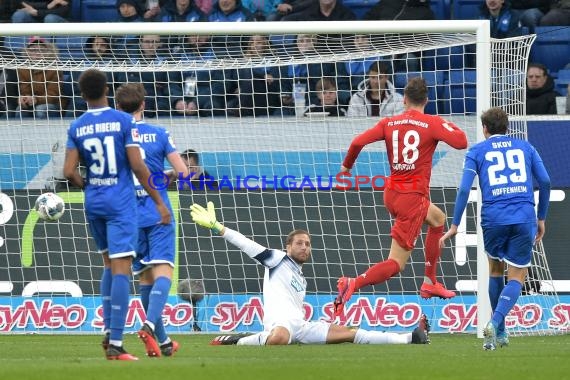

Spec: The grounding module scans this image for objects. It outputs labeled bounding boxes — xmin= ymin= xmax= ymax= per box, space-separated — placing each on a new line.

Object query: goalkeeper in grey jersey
xmin=191 ymin=202 xmax=430 ymax=346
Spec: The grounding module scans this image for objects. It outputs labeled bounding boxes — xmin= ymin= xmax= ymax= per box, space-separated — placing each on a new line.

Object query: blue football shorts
xmin=483 ymin=222 xmax=537 ymax=268
xmin=88 ymin=214 xmax=138 ymax=259
xmin=132 ymin=222 xmax=175 ymax=275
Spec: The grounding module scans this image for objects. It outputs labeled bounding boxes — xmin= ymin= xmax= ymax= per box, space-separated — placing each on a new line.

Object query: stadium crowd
xmin=0 ymin=0 xmax=569 ymax=118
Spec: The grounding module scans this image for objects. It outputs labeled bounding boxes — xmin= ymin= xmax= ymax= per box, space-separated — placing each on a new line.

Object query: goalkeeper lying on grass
xmin=190 ymin=202 xmax=430 ymax=346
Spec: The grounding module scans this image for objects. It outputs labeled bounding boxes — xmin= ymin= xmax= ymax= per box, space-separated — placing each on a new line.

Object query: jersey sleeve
xmin=342 ymin=120 xmax=386 ymax=169
xmin=222 ymin=227 xmax=286 ymax=268
xmin=530 ymin=147 xmax=551 ymax=220
xmin=124 ymin=116 xmax=140 ymax=148
xmin=432 ymin=117 xmax=468 ymax=150
xmin=451 ymin=148 xmax=478 ymax=226
xmin=163 ymin=130 xmax=177 ymax=156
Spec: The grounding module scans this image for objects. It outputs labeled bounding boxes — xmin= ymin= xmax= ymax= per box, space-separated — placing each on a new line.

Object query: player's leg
xmin=139 ymin=223 xmax=177 ymax=356
xmin=334 ymin=191 xmax=422 ymax=317
xmin=487 ymin=258 xmax=506 ymax=335
xmin=101 ymin=253 xmax=112 ymax=351
xmin=420 ymin=202 xmax=456 ymax=299
xmin=487 ymin=223 xmax=535 ymax=349
xmin=105 ymin=218 xmax=138 ymax=360
xmin=482 ymin=225 xmax=510 ymax=347
xmin=87 ymin=217 xmax=112 ymax=352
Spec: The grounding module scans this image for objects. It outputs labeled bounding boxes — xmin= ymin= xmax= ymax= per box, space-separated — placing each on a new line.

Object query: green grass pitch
xmin=1 ymin=334 xmax=569 ymax=380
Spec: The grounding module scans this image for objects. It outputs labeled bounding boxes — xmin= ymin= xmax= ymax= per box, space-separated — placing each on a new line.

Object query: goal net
xmin=0 ymin=21 xmax=564 ymax=336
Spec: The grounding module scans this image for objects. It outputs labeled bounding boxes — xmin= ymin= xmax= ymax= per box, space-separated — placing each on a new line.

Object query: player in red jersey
xmin=333 ymin=77 xmax=468 ymax=317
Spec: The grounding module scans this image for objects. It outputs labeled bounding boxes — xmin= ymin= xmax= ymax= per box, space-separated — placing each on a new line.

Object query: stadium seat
xmin=441 ymin=69 xmax=477 ymax=114
xmin=555 ymin=69 xmax=570 ymax=96
xmin=71 ymin=0 xmax=82 ymax=21
xmin=342 ymin=0 xmax=376 ymax=19
xmin=430 ymin=0 xmax=451 ymax=20
xmin=3 ymin=36 xmax=28 ymax=56
xmin=55 ymin=36 xmax=89 ymax=60
xmin=422 ymin=45 xmax=475 ymax=71
xmin=529 ymin=27 xmax=570 ymax=74
xmin=452 ymin=0 xmax=482 ymax=20
xmin=393 ymin=71 xmax=444 ymax=114
xmin=81 ymin=0 xmax=118 ymax=22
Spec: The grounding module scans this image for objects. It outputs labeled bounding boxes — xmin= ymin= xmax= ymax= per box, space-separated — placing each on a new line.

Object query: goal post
xmin=0 ymin=20 xmax=564 ymax=336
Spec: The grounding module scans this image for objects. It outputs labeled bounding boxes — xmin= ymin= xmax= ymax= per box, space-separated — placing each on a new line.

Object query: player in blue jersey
xmin=115 ymin=83 xmax=189 ymax=357
xmin=63 ymin=69 xmax=171 ymax=361
xmin=439 ymin=107 xmax=550 ymax=350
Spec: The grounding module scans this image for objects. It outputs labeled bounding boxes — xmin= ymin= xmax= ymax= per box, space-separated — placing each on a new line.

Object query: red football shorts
xmin=383 ymin=189 xmax=430 ymax=251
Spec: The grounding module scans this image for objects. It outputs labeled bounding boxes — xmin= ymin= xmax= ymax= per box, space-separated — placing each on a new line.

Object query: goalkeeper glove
xmin=190 ymin=201 xmax=224 ymax=235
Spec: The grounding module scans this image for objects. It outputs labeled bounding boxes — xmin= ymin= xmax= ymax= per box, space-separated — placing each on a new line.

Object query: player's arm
xmin=63 ymin=148 xmax=85 ymax=189
xmin=435 ymin=119 xmax=468 ymax=150
xmin=532 ymin=149 xmax=551 ymax=242
xmin=165 ymin=151 xmax=190 ymax=182
xmin=191 ymin=202 xmax=284 ymax=267
xmin=342 ymin=122 xmax=385 ymax=171
xmin=439 ymin=155 xmax=477 ymax=247
xmin=127 ymin=146 xmax=171 ymax=224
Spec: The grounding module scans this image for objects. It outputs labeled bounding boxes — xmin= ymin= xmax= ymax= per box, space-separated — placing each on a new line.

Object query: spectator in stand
xmin=11 ymin=0 xmax=70 ymax=23
xmin=115 ymin=35 xmax=172 ymax=118
xmin=66 ymin=37 xmax=117 ymax=116
xmin=114 ymin=0 xmax=145 ymax=60
xmin=160 ymin=0 xmax=205 ymax=22
xmin=1 ymin=2 xmax=19 ymax=22
xmin=282 ymin=0 xmax=356 ymax=21
xmin=226 ymin=35 xmax=281 ymax=117
xmin=363 ymin=0 xmax=434 ymax=20
xmin=117 ymin=0 xmax=144 ymax=21
xmin=344 ymin=35 xmax=384 ymax=92
xmin=241 ymin=0 xmax=281 ymax=20
xmin=194 ymin=0 xmax=214 ymax=14
xmin=159 ymin=0 xmax=206 ymax=57
xmin=17 ymin=37 xmax=66 ymax=119
xmin=140 ymin=0 xmax=168 ymax=21
xmin=266 ymin=0 xmax=313 ymax=21
xmin=347 ymin=61 xmax=404 ymax=118
xmin=169 ymin=35 xmax=226 ymax=117
xmin=526 ymin=62 xmax=560 ymax=115
xmin=480 ymin=0 xmax=522 ymax=38
xmin=510 ymin=0 xmax=553 ymax=30
xmin=280 ymin=34 xmax=350 ymax=116
xmin=305 ymin=77 xmax=348 ymax=117
xmin=208 ymin=0 xmax=253 ymax=58
xmin=539 ymin=0 xmax=570 ymax=25
xmin=84 ymin=37 xmax=114 ymax=63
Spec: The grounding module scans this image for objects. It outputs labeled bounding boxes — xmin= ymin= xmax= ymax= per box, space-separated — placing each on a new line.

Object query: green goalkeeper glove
xmin=190 ymin=201 xmax=224 ymax=235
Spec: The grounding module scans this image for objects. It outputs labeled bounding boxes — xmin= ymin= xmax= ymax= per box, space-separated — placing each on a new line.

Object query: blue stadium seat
xmin=81 ymin=0 xmax=118 ymax=22
xmin=442 ymin=69 xmax=477 ymax=114
xmin=422 ymin=45 xmax=475 ymax=71
xmin=3 ymin=36 xmax=28 ymax=55
xmin=430 ymin=0 xmax=451 ymax=20
xmin=555 ymin=69 xmax=570 ymax=96
xmin=342 ymin=0 xmax=376 ymax=19
xmin=71 ymin=0 xmax=82 ymax=21
xmin=452 ymin=0 xmax=482 ymax=20
xmin=530 ymin=27 xmax=570 ymax=74
xmin=55 ymin=36 xmax=89 ymax=59
xmin=393 ymin=71 xmax=444 ymax=114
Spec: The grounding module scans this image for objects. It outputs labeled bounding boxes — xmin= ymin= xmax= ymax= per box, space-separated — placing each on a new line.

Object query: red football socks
xmin=355 ymin=258 xmax=401 ymax=289
xmin=424 ymin=225 xmax=444 ymax=284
